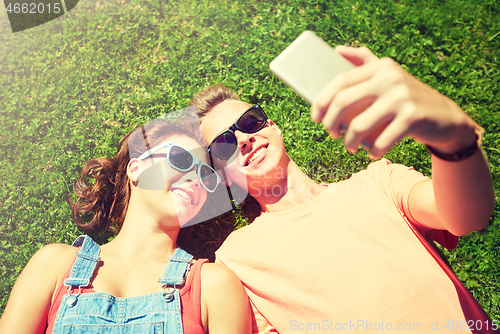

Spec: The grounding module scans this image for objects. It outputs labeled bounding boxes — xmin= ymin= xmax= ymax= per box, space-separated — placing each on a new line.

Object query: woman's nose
xmin=182 ymin=167 xmax=201 ymax=187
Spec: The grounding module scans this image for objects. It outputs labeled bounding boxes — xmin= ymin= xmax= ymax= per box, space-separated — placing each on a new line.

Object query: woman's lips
xmin=171 ymin=188 xmax=194 ymax=204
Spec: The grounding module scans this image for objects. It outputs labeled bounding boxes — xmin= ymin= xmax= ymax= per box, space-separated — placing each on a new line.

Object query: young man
xmin=190 ymin=46 xmax=496 ymax=333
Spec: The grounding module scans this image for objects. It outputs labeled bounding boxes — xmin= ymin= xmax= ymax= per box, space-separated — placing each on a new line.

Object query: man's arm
xmin=409 ymin=149 xmax=494 ymax=236
xmin=311 ymin=45 xmax=495 ymax=235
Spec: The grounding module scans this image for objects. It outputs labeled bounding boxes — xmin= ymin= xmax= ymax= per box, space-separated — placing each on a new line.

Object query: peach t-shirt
xmin=216 ymin=159 xmax=494 ymax=334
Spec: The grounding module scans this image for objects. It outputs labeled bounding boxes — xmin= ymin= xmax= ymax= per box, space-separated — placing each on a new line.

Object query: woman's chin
xmin=170 ymin=189 xmax=207 ymax=225
xmin=171 ymin=204 xmax=195 ymax=227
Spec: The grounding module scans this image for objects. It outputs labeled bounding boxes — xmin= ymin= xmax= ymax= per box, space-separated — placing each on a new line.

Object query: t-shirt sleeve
xmin=372 ymin=159 xmax=458 ymax=250
xmin=250 ymin=300 xmax=279 ymax=334
xmin=381 ymin=159 xmax=429 ymax=220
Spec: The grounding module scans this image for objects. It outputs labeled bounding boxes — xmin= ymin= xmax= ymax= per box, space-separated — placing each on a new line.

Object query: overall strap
xmin=64 ymin=235 xmax=101 ymax=287
xmin=158 ymin=248 xmax=193 ymax=286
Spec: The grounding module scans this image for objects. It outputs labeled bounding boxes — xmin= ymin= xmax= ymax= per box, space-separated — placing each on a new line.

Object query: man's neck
xmin=250 ymin=159 xmax=326 ymax=213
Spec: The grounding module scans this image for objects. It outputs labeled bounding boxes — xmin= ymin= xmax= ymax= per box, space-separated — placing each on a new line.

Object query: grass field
xmin=0 ymin=0 xmax=499 ymax=320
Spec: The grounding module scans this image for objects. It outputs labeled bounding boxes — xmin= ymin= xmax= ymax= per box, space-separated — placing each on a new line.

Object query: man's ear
xmin=268 ymin=119 xmax=282 ymax=138
xmin=127 ymin=158 xmax=141 ymax=186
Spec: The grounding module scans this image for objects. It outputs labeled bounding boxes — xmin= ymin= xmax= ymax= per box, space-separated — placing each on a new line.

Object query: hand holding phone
xmin=269 ymin=31 xmax=375 ymax=147
xmin=271 ymin=32 xmax=473 ymax=159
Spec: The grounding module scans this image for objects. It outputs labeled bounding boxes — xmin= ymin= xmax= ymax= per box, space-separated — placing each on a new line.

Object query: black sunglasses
xmin=207 ymin=104 xmax=268 ymax=160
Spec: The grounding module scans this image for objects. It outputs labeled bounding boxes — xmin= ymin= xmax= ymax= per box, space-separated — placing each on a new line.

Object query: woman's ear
xmin=127 ymin=158 xmax=141 ymax=186
xmin=268 ymin=119 xmax=283 ymax=138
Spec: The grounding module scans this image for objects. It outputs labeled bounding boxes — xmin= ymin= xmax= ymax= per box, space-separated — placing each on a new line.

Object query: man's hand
xmin=311 ymin=45 xmax=494 ymax=235
xmin=311 ymin=45 xmax=477 ymax=159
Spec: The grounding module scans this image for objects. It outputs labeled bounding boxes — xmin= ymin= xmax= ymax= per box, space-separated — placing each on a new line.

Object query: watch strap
xmin=426 ymin=124 xmax=484 ymax=162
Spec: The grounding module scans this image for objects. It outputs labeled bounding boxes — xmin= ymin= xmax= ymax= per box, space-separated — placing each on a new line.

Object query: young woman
xmin=0 ymin=109 xmax=251 ymax=334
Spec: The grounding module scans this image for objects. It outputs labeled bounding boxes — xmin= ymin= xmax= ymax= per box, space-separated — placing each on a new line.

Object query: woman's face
xmin=133 ymin=134 xmax=209 ymax=228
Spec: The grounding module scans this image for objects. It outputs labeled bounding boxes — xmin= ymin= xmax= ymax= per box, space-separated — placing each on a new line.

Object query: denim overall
xmin=51 ymin=235 xmax=193 ymax=334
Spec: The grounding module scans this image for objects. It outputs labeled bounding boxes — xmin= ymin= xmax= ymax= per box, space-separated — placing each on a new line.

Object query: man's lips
xmin=244 ymin=144 xmax=268 ymax=167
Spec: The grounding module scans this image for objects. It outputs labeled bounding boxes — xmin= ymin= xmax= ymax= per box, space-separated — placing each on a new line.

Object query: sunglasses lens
xmin=212 ymin=132 xmax=237 ymax=160
xmin=200 ymin=165 xmax=218 ymax=191
xmin=209 ymin=106 xmax=266 ymax=161
xmin=237 ymin=108 xmax=266 ymax=133
xmin=169 ymin=146 xmax=193 ymax=170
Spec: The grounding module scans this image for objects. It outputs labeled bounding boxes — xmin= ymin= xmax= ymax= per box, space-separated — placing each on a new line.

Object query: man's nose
xmin=235 ymin=131 xmax=256 ymax=152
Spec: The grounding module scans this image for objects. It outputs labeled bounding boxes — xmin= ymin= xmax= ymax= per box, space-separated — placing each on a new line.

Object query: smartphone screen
xmin=270 ymin=30 xmax=355 ymax=104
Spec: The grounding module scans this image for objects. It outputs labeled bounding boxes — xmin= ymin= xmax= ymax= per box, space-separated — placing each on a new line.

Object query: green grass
xmin=1 ymin=0 xmax=499 ymax=320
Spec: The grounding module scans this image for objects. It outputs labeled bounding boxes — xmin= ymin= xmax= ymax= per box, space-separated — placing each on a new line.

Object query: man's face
xmin=201 ymin=100 xmax=289 ymax=190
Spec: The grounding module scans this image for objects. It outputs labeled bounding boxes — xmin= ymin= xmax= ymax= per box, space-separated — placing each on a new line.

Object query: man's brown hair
xmin=189 ymin=83 xmax=240 ymax=122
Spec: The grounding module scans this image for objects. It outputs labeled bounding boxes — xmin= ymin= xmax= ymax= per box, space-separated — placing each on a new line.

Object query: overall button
xmin=66 ymin=295 xmax=78 ymax=307
xmin=163 ymin=291 xmax=174 ymax=302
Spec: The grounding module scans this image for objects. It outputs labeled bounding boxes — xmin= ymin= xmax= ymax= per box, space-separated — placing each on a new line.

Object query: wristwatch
xmin=426 ymin=124 xmax=484 ymax=162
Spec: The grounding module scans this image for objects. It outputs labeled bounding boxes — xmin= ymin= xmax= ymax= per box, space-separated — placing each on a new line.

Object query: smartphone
xmin=269 ymin=30 xmax=355 ymax=105
xmin=270 ymin=31 xmax=385 ymax=148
